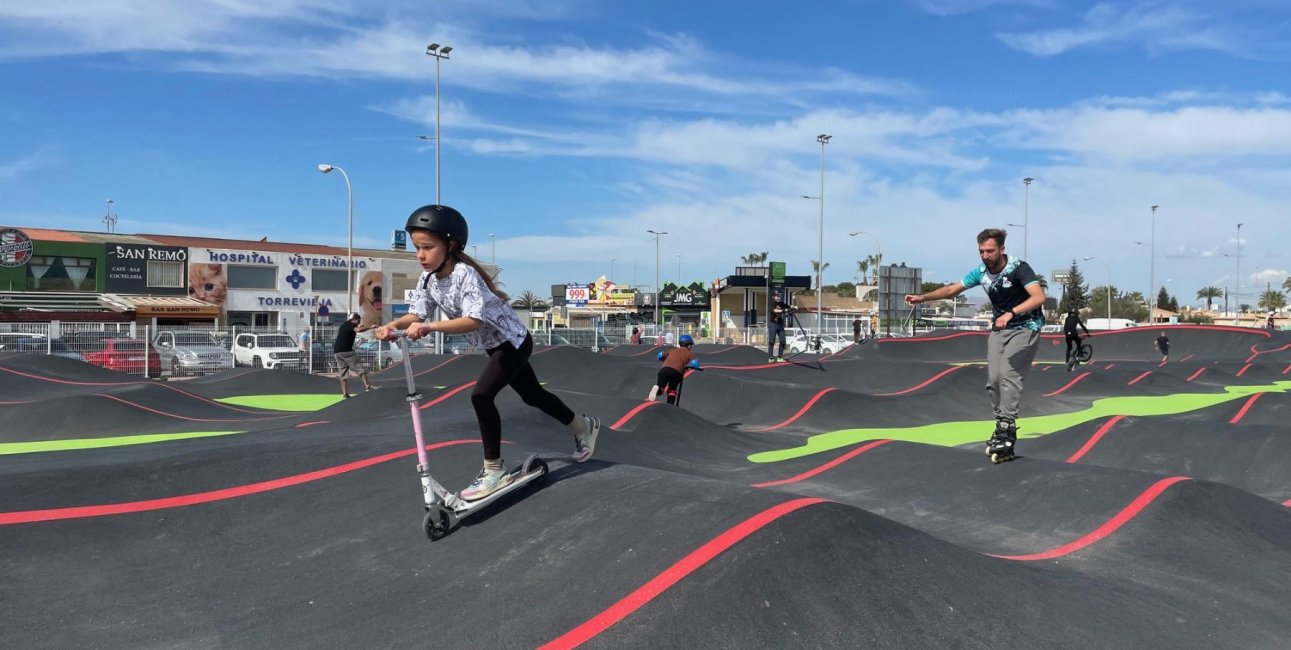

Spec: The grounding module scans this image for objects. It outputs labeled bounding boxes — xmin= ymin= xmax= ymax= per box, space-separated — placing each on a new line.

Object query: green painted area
xmin=748 ymin=381 xmax=1291 ymax=463
xmin=216 ymin=394 xmax=342 ymax=411
xmin=0 ymin=431 xmax=243 ymax=455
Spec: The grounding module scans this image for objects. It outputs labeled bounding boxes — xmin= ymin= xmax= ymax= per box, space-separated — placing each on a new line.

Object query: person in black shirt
xmin=767 ymin=293 xmax=789 ymax=363
xmin=1154 ymin=331 xmax=1170 ymax=363
xmin=334 ymin=312 xmax=377 ymax=397
xmin=853 ymin=316 xmax=862 ymax=342
xmin=904 ymin=228 xmax=1046 ymax=462
xmin=1063 ymin=308 xmax=1090 ymax=370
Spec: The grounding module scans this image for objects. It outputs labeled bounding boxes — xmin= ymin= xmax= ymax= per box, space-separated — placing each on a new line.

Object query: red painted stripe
xmin=1158 ymin=359 xmax=1168 ymax=368
xmin=1066 ymin=415 xmax=1125 ymax=463
xmin=1127 ymin=371 xmax=1152 ymax=386
xmin=1104 ymin=363 xmax=1115 ymax=370
xmin=707 ymin=345 xmax=741 ymax=354
xmin=880 ymin=331 xmax=982 ymax=343
xmin=752 ymin=388 xmax=838 ymax=432
xmin=0 ymin=364 xmax=271 ymax=414
xmin=1283 ymin=363 xmax=1291 ymax=376
xmin=1283 ymin=497 xmax=1291 ymax=507
xmin=538 ymin=497 xmax=828 ymax=650
xmin=1043 ymin=372 xmax=1091 ymax=397
xmin=1229 ymin=393 xmax=1265 ymax=424
xmin=704 ymin=362 xmax=783 ymax=371
xmin=1248 ymin=342 xmax=1291 ymax=362
xmin=626 ymin=345 xmax=664 ymax=357
xmin=990 ymin=476 xmax=1191 ymax=561
xmin=419 ymin=381 xmax=477 ymax=410
xmin=1179 ymin=353 xmax=1195 ymax=362
xmin=751 ymin=440 xmax=892 ymax=487
xmin=877 ymin=365 xmax=964 ymax=397
xmin=1236 ymin=363 xmax=1252 ymax=377
xmin=609 ymin=401 xmax=661 ymax=430
xmin=1186 ymin=368 xmax=1206 ymax=382
xmin=413 ymin=354 xmax=465 ymax=378
xmin=294 ymin=421 xmax=329 ymax=428
xmin=0 ymin=440 xmax=477 ymax=525
xmin=92 ymin=394 xmax=295 ymax=423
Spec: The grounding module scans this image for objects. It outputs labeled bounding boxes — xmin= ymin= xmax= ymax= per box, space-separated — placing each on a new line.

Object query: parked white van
xmin=1085 ymin=318 xmax=1138 ymax=330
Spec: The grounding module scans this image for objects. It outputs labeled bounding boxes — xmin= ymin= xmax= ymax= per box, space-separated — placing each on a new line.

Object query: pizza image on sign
xmin=0 ymin=229 xmax=34 ymax=268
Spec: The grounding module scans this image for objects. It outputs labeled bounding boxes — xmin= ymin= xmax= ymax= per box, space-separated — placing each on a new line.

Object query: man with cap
xmin=333 ymin=312 xmax=377 ymax=397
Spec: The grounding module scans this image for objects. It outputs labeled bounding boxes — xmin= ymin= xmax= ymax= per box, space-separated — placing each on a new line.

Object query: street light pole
xmin=317 ymin=164 xmax=354 ymax=315
xmin=1022 ymin=177 xmax=1033 ymax=260
xmin=1084 ymin=256 xmax=1111 ymax=324
xmin=1235 ymin=222 xmax=1243 ymax=326
xmin=676 ymin=254 xmax=681 ymax=283
xmin=816 ymin=134 xmax=831 ymax=335
xmin=489 ymin=233 xmax=495 ymax=264
xmin=104 ymin=199 xmax=117 ymax=233
xmin=647 ymin=230 xmax=668 ymax=330
xmin=1149 ymin=205 xmax=1159 ymax=322
xmin=610 ymin=257 xmax=615 ymax=285
xmin=425 ymin=43 xmax=453 ymax=204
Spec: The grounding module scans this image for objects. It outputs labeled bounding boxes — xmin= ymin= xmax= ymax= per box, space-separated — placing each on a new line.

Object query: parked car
xmin=232 ymin=333 xmax=304 ymax=369
xmin=442 ymin=334 xmax=483 ymax=356
xmin=786 ymin=331 xmax=850 ymax=355
xmin=153 ymin=330 xmax=235 ymax=376
xmin=0 ymin=333 xmax=86 ymax=362
xmin=83 ymin=338 xmax=162 ymax=375
xmin=356 ymin=338 xmax=432 ymax=366
xmin=63 ymin=330 xmax=125 ymax=355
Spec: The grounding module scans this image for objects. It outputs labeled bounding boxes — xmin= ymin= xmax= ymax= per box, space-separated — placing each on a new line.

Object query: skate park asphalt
xmin=2 ymin=323 xmax=1290 ymax=648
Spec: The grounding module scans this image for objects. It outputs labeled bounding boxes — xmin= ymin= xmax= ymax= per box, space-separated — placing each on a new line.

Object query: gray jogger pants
xmin=986 ymin=327 xmax=1040 ymax=422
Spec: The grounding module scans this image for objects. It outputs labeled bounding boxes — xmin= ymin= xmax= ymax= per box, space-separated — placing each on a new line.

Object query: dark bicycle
xmin=1066 ymin=337 xmax=1093 ymax=371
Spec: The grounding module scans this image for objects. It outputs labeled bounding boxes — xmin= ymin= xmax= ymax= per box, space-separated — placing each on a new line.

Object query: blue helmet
xmin=679 ymin=334 xmax=694 ymax=346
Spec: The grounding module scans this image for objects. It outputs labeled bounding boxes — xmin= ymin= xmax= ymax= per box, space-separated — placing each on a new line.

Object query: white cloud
xmin=0 ymin=150 xmax=58 ymax=181
xmin=995 ymin=3 xmax=1257 ymax=58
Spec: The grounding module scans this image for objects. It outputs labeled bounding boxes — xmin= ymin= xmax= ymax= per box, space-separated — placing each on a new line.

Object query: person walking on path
xmin=1155 ymin=331 xmax=1170 ymax=363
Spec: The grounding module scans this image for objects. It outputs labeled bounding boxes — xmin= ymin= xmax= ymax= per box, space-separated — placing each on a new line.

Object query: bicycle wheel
xmin=1078 ymin=343 xmax=1093 ymax=363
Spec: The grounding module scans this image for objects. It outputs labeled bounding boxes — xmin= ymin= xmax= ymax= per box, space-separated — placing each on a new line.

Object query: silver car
xmin=153 ymin=330 xmax=235 ymax=376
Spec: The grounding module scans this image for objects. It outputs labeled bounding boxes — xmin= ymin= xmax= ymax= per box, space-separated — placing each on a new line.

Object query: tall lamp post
xmin=317 ymin=164 xmax=354 ymax=316
xmin=676 ymin=254 xmax=681 ymax=283
xmin=1022 ymin=177 xmax=1033 ymax=260
xmin=1083 ymin=256 xmax=1112 ymax=324
xmin=814 ymin=134 xmax=831 ymax=333
xmin=648 ymin=230 xmax=668 ymax=330
xmin=1235 ymin=222 xmax=1243 ymax=325
xmin=489 ymin=233 xmax=495 ymax=264
xmin=425 ymin=42 xmax=453 ymax=204
xmin=1149 ymin=205 xmax=1159 ymax=322
xmin=610 ymin=257 xmax=615 ymax=285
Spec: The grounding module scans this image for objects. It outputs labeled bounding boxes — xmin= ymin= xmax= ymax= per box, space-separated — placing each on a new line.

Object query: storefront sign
xmin=105 ymin=244 xmax=188 ymax=294
xmin=0 ymin=228 xmax=34 ymax=268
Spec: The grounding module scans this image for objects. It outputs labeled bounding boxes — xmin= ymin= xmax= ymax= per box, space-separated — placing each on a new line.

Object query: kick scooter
xmin=395 ymin=333 xmax=549 ymax=541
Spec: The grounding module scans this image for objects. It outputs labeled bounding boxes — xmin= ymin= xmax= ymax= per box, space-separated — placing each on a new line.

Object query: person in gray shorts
xmin=904 ymin=228 xmax=1047 ymax=461
xmin=333 ymin=312 xmax=377 ymax=397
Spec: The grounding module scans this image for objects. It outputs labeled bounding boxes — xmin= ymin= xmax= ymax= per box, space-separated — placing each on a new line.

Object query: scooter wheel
xmin=530 ymin=458 xmax=549 ymax=486
xmin=423 ymin=509 xmax=451 ymax=541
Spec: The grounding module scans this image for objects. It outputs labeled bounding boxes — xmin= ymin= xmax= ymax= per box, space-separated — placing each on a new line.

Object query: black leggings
xmin=1065 ymin=334 xmax=1082 ymax=360
xmin=471 ymin=333 xmax=575 ymax=460
xmin=656 ymin=367 xmax=684 ymax=404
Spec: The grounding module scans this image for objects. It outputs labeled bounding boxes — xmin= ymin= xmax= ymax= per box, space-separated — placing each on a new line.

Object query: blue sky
xmin=2 ymin=0 xmax=1290 ymax=307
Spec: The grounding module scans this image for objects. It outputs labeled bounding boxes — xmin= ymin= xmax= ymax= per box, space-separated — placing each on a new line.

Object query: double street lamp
xmin=801 ymin=134 xmax=831 ymax=334
xmin=317 ymin=164 xmax=355 ymax=315
xmin=425 ymin=42 xmax=453 ymax=204
xmin=1235 ymin=222 xmax=1244 ymax=326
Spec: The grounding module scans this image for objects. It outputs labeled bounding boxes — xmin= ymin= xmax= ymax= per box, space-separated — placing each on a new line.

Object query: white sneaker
xmin=460 ymin=465 xmax=512 ymax=501
xmin=573 ymin=416 xmax=601 ymax=463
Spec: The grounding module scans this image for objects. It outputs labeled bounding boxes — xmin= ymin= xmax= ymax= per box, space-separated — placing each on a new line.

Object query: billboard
xmin=105 ymin=243 xmax=189 ymax=294
xmin=0 ymin=228 xmax=33 ymax=268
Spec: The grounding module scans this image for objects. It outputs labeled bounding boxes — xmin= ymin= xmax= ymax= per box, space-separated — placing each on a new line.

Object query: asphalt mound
xmin=2 ymin=326 xmax=1289 ymax=647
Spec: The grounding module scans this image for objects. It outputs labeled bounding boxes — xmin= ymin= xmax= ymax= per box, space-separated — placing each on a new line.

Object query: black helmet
xmin=405 ymin=204 xmax=468 ymax=251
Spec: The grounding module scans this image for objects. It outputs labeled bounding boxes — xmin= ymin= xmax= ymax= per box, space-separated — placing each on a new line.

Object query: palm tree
xmin=741 ymin=251 xmax=770 ymax=266
xmin=1283 ymin=277 xmax=1291 ymax=295
xmin=511 ymin=290 xmax=548 ymax=311
xmin=1196 ymin=286 xmax=1223 ymax=310
xmin=1258 ymin=290 xmax=1287 ymax=312
xmin=811 ymin=260 xmax=830 ymax=290
xmin=856 ymin=259 xmax=870 ymax=285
